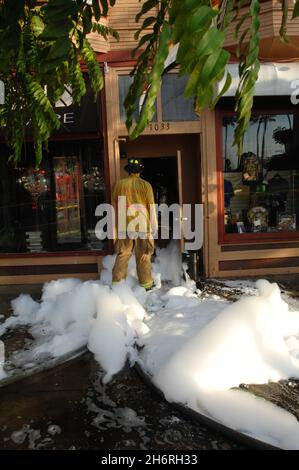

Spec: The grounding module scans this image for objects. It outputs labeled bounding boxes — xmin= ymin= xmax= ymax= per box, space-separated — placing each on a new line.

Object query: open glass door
xmin=176 ymin=149 xmax=185 ymax=252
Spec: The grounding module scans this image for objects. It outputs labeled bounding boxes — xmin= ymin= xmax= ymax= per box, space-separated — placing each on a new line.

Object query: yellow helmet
xmin=125 ymin=158 xmax=144 ymax=174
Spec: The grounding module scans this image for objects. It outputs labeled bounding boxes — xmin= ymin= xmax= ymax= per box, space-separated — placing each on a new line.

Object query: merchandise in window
xmin=222 ymin=113 xmax=299 ymax=235
xmin=0 ymin=140 xmax=107 ymax=253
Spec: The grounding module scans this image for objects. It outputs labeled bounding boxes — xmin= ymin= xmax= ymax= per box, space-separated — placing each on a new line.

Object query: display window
xmin=0 ymin=139 xmax=107 ymax=254
xmin=220 ymin=111 xmax=299 ymax=240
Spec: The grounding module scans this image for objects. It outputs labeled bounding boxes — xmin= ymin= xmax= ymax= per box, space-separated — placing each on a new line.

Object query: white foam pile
xmin=0 ymin=241 xmax=183 ymax=383
xmin=140 ymin=279 xmax=299 ymax=449
xmin=1 ymin=240 xmax=299 ymax=448
xmin=0 ymin=278 xmax=147 ymax=383
xmin=0 ymin=340 xmax=6 ymax=379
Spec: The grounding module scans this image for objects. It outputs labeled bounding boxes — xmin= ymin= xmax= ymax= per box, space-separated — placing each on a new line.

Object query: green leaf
xmin=134 ymin=16 xmax=156 ymax=40
xmin=92 ymin=0 xmax=102 ymax=21
xmin=132 ymin=33 xmax=154 ymax=57
xmin=233 ymin=0 xmax=261 ymax=155
xmin=81 ymin=38 xmax=104 ymax=95
xmin=172 ymin=5 xmax=216 ymax=44
xmin=83 ymin=4 xmax=93 ymax=34
xmin=279 ymin=0 xmax=289 ymax=42
xmin=186 ymin=6 xmax=217 ymax=35
xmin=42 ymin=1 xmax=77 ymax=22
xmin=40 ymin=21 xmax=72 ymax=40
xmin=31 ymin=14 xmax=44 ymax=37
xmin=200 ymin=49 xmax=230 ymax=87
xmin=292 ymin=0 xmax=299 ymax=18
xmin=47 ymin=36 xmax=70 ymax=61
xmin=187 ymin=47 xmax=229 ymax=105
xmin=234 ymin=13 xmax=250 ymax=39
xmin=136 ymin=0 xmax=159 ymax=22
xmin=236 ymin=28 xmax=250 ymax=58
xmin=178 ymin=28 xmax=225 ymax=65
xmin=92 ymin=22 xmax=119 ymax=41
xmin=211 ymin=72 xmax=232 ymax=107
xmin=184 ymin=63 xmax=202 ymax=98
xmin=100 ymin=0 xmax=109 ymax=16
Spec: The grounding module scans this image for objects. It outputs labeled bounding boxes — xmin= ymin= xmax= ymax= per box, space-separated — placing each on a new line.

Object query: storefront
xmin=1 ymin=41 xmax=299 ymax=283
xmin=2 ymin=64 xmax=298 ymax=284
xmin=0 ymin=80 xmax=110 ymax=285
xmin=102 ymin=60 xmax=299 ymax=279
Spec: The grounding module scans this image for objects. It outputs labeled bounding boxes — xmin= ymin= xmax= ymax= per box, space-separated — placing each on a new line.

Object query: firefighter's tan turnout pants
xmin=112 ymin=237 xmax=154 ymax=289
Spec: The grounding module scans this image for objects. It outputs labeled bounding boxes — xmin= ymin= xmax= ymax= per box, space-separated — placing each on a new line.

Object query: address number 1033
xmin=148 ymin=122 xmax=170 ymax=131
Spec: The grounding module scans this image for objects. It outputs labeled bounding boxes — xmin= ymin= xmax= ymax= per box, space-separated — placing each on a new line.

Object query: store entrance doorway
xmin=118 ymin=133 xmax=203 ymax=276
xmin=142 ymin=156 xmax=179 ymax=248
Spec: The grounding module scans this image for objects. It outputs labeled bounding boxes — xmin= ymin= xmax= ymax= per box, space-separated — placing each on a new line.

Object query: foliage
xmin=126 ymin=0 xmax=299 ymax=155
xmin=0 ymin=0 xmax=117 ymax=165
xmin=1 ymin=0 xmax=299 ymax=163
xmin=273 ymin=127 xmax=293 ymax=145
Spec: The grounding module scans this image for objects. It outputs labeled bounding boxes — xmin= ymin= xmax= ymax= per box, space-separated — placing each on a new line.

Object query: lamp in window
xmin=17 ymin=168 xmax=49 ymax=210
xmin=82 ymin=167 xmax=105 ymax=192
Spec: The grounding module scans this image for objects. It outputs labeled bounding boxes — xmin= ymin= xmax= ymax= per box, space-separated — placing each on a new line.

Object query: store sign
xmin=54 ymin=81 xmax=100 ymax=134
xmin=0 ymin=79 xmax=100 ymax=137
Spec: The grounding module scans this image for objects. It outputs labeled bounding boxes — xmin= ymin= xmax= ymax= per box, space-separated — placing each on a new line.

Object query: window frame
xmin=0 ymin=134 xmax=111 ymax=259
xmin=0 ymin=76 xmax=113 ymax=259
xmin=216 ymin=107 xmax=299 ymax=244
xmin=116 ymin=68 xmax=201 ymax=135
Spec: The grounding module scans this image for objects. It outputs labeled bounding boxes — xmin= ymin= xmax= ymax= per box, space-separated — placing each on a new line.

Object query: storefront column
xmin=104 ymin=67 xmax=120 ymax=191
xmin=200 ymin=108 xmax=219 ymax=278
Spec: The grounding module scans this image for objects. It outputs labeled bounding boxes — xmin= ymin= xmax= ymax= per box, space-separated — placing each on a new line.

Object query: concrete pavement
xmin=1 ymin=273 xmax=299 ymax=450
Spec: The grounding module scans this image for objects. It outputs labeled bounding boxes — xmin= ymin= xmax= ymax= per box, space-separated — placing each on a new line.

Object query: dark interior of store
xmin=142 ymin=156 xmax=179 ymax=248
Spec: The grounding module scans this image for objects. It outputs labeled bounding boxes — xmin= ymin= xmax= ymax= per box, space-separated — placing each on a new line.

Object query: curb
xmin=0 ymin=346 xmax=88 ymax=389
xmin=134 ymin=362 xmax=281 ymax=451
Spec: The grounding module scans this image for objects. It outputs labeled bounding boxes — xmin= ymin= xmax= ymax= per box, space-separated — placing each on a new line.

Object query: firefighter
xmin=112 ymin=158 xmax=158 ymax=290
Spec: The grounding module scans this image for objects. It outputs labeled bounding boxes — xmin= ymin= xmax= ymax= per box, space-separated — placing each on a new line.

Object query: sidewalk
xmin=0 ymin=353 xmax=242 ymax=450
xmin=0 ymin=274 xmax=298 ymax=450
xmin=0 ymin=280 xmax=242 ymax=450
xmin=1 ymin=274 xmax=298 ymax=383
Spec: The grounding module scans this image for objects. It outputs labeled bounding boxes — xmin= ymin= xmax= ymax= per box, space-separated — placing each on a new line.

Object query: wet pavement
xmin=199 ymin=274 xmax=299 ymax=302
xmin=1 ymin=274 xmax=299 ymax=451
xmin=0 ymin=352 xmax=243 ymax=450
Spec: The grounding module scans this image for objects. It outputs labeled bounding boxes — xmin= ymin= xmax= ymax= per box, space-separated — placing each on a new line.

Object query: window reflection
xmin=118 ymin=74 xmax=199 ymax=123
xmin=118 ymin=75 xmax=157 ymax=122
xmin=161 ymin=74 xmax=198 ymax=122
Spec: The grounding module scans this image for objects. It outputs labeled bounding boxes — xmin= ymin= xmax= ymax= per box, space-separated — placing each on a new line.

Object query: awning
xmin=163 ymin=46 xmax=299 ymax=97
xmin=164 ymin=43 xmax=179 ymax=71
xmin=217 ymin=62 xmax=299 ymax=96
